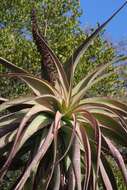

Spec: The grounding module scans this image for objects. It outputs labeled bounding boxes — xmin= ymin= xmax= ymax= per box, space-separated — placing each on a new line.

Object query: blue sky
xmin=80 ymin=0 xmax=127 ymax=42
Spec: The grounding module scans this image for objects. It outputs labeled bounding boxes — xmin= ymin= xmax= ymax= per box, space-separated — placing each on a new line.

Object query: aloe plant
xmin=0 ymin=2 xmax=127 ymax=190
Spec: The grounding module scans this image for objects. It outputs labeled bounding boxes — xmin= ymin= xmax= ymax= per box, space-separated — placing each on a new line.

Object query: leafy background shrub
xmin=0 ymin=0 xmax=126 ymax=98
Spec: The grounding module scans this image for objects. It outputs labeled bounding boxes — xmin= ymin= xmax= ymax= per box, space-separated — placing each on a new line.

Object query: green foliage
xmin=0 ymin=0 xmax=82 ymax=97
xmin=0 ymin=2 xmax=127 ymax=189
xmin=119 ymin=64 xmax=127 ymax=94
xmin=0 ymin=29 xmax=40 ymax=97
xmin=0 ymin=0 xmax=125 ymax=98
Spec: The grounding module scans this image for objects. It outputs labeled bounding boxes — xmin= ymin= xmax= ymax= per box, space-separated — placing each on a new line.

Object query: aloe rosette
xmin=0 ymin=2 xmax=127 ymax=190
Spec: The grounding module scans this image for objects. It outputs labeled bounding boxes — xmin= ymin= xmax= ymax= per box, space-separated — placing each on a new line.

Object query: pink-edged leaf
xmin=45 ymin=111 xmax=62 ymax=190
xmin=0 ymin=104 xmax=52 ymax=179
xmin=53 ymin=164 xmax=60 ymax=190
xmin=80 ymin=126 xmax=91 ymax=190
xmin=78 ymin=102 xmax=127 ymax=133
xmin=80 ymin=97 xmax=127 ymax=115
xmin=0 ymin=96 xmax=35 ymax=112
xmin=56 ymin=114 xmax=76 ymax=164
xmin=101 ymin=154 xmax=118 ymax=189
xmin=76 ymin=109 xmax=101 ymax=184
xmin=68 ymin=164 xmax=76 ymax=190
xmin=13 ymin=124 xmax=54 ymax=190
xmin=103 ymin=136 xmax=127 ymax=184
xmin=72 ymin=123 xmax=82 ymax=190
xmin=32 ymin=141 xmax=51 ymax=190
xmin=88 ymin=166 xmax=96 ymax=190
xmin=100 ymin=159 xmax=113 ymax=190
xmin=92 ymin=112 xmax=127 ymax=146
xmin=38 ymin=149 xmax=56 ymax=190
xmin=0 ymin=94 xmax=59 ymax=114
xmin=53 ymin=111 xmax=62 ymax=133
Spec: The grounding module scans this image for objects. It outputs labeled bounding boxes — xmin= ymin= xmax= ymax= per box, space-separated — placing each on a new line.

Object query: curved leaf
xmin=100 ymin=159 xmax=113 ymax=190
xmin=80 ymin=126 xmax=91 ymax=190
xmin=80 ymin=97 xmax=127 ymax=115
xmin=101 ymin=154 xmax=118 ymax=190
xmin=72 ymin=135 xmax=82 ymax=190
xmin=92 ymin=113 xmax=127 ymax=146
xmin=78 ymin=109 xmax=101 ymax=185
xmin=53 ymin=164 xmax=60 ymax=190
xmin=68 ymin=165 xmax=76 ymax=190
xmin=0 ymin=57 xmax=28 ymax=74
xmin=0 ymin=104 xmax=52 ymax=179
xmin=13 ymin=123 xmax=54 ymax=190
xmin=65 ymin=1 xmax=127 ymax=83
xmin=45 ymin=111 xmax=62 ymax=190
xmin=73 ymin=56 xmax=127 ymax=96
xmin=0 ymin=73 xmax=56 ymax=96
xmin=0 ymin=96 xmax=34 ymax=113
xmin=103 ymin=136 xmax=127 ymax=184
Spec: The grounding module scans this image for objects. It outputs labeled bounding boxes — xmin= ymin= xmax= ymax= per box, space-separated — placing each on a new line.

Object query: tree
xmin=0 ymin=0 xmax=125 ymax=99
xmin=0 ymin=0 xmax=82 ymax=97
